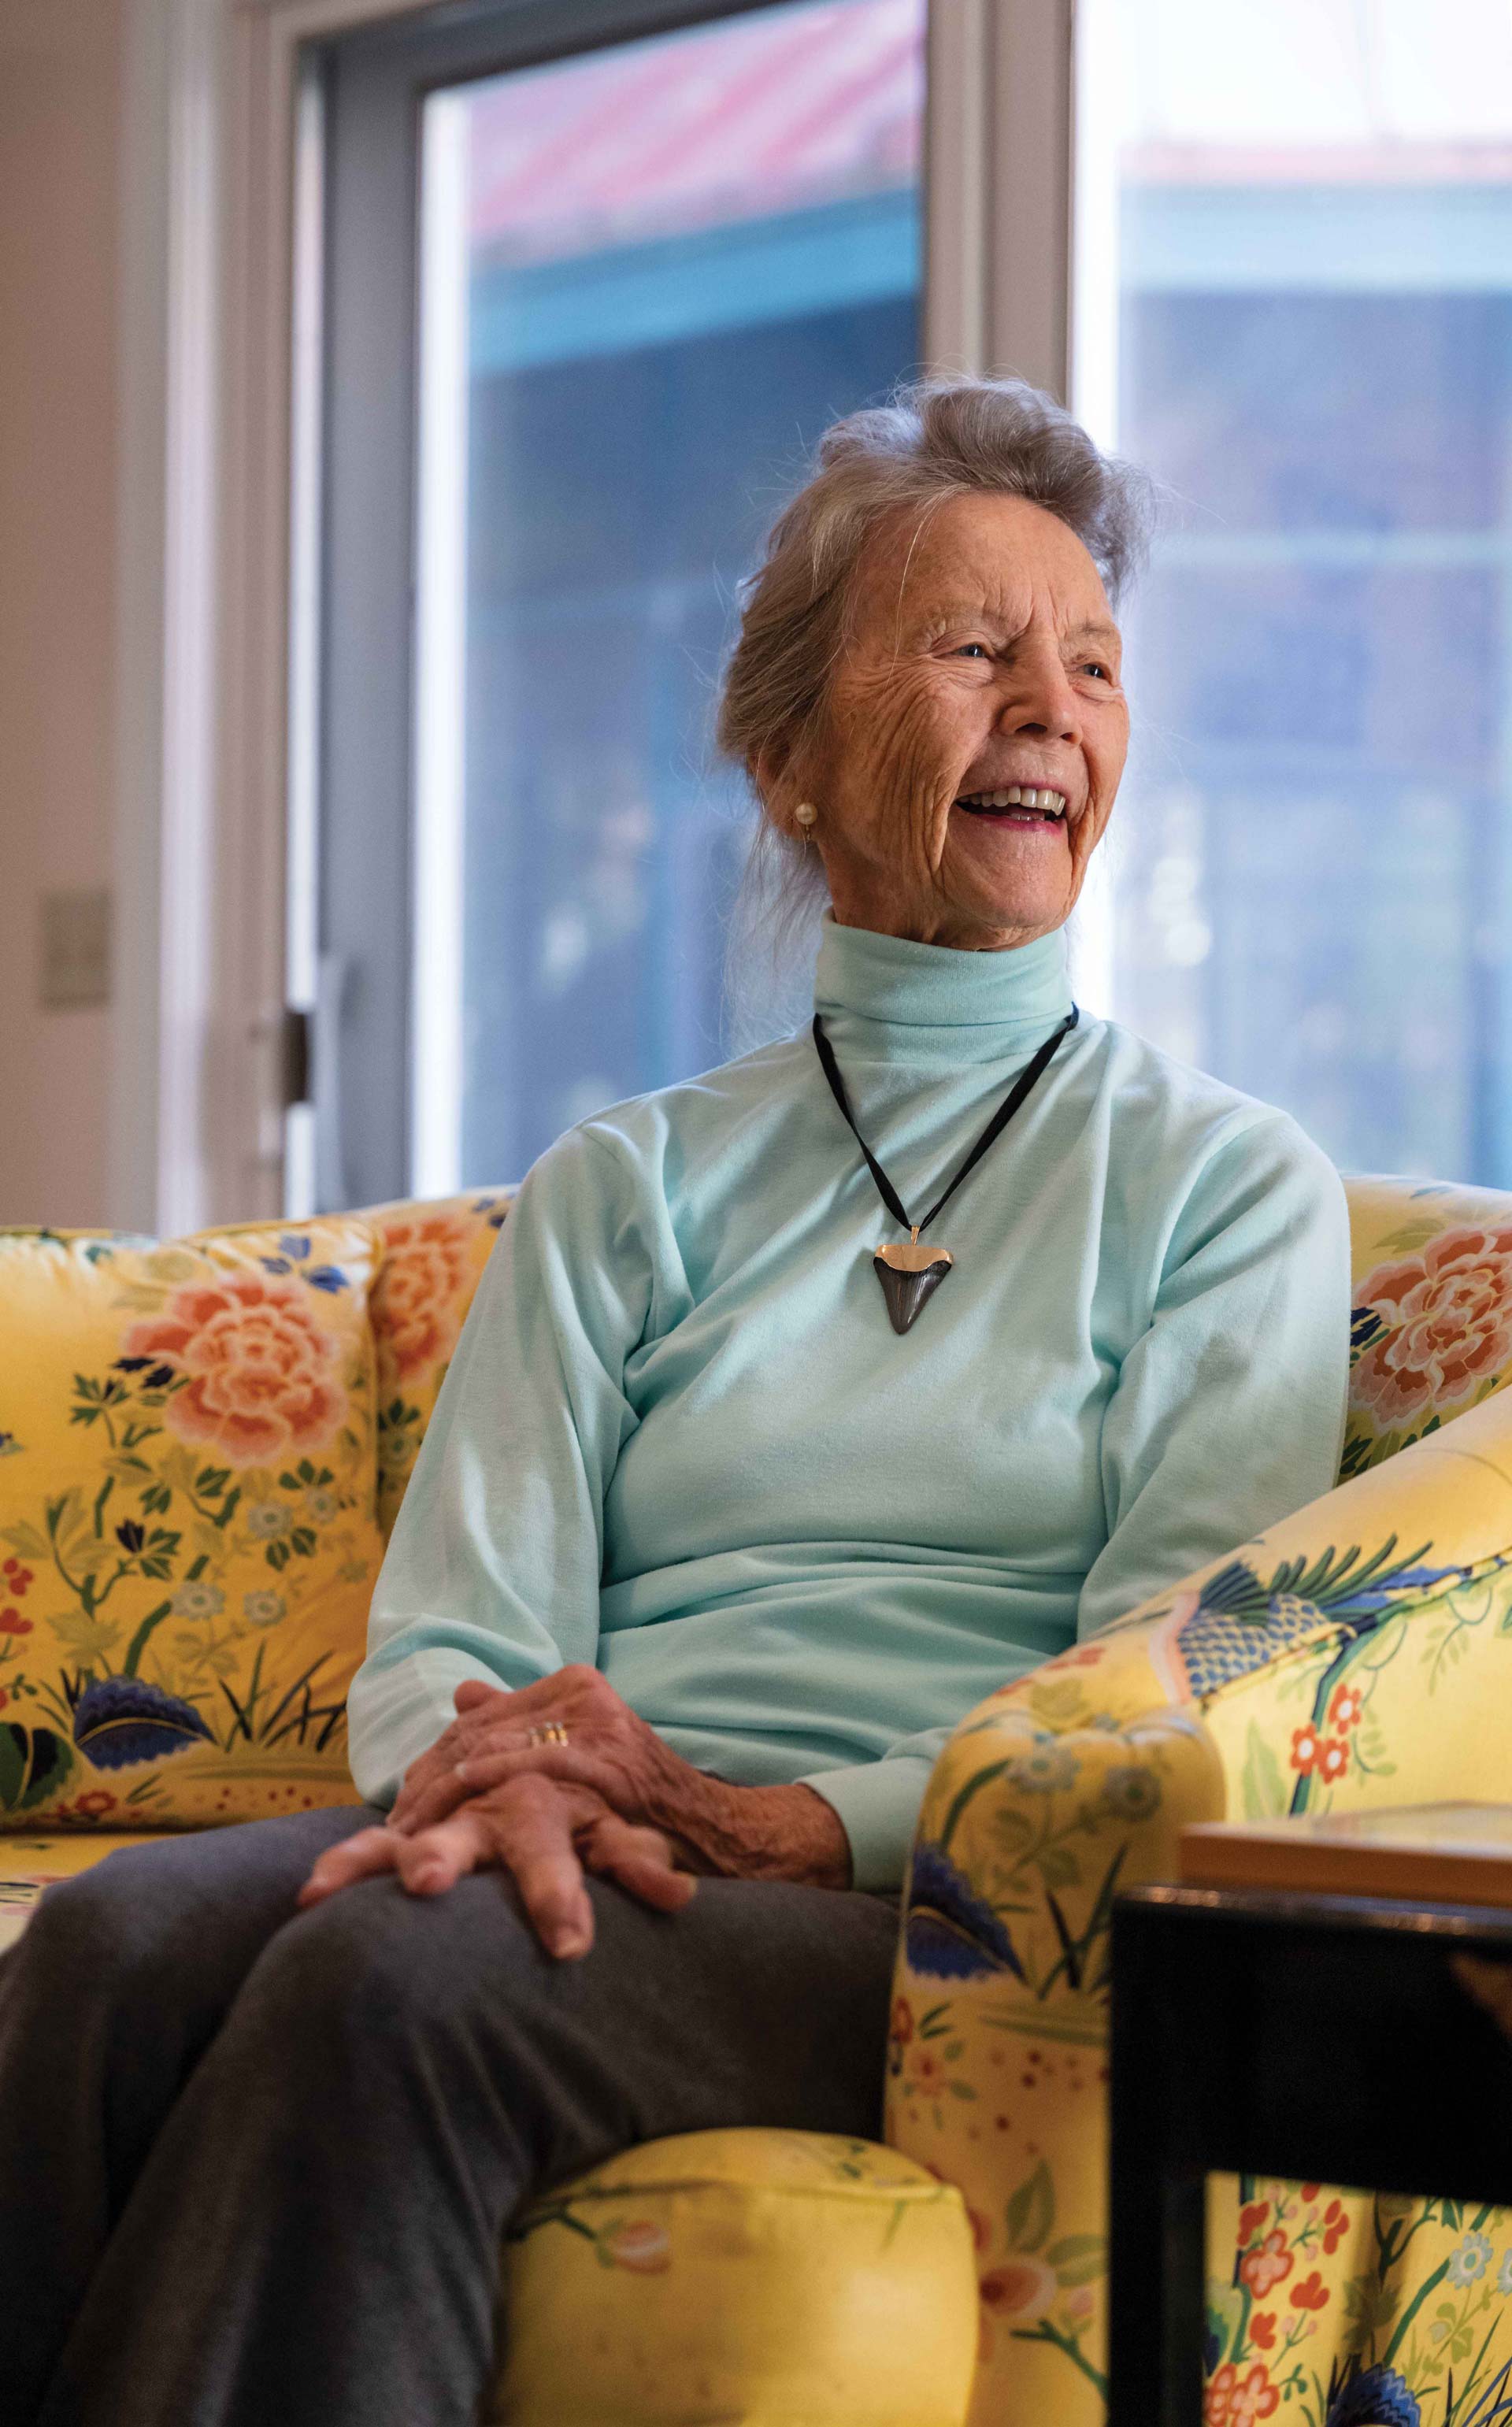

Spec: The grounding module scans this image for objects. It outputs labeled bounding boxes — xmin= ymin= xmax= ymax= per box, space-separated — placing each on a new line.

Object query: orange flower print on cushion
xmin=978 ymin=2257 xmax=1058 ymax=2325
xmin=602 ymin=2221 xmax=671 ymax=2275
xmin=1316 ymin=1736 xmax=1350 ymax=1786
xmin=1288 ymin=1726 xmax=1351 ymax=1784
xmin=1320 ymin=2198 xmax=1349 ymax=2255
xmin=1352 ymin=1224 xmax=1512 ymax=1429
xmin=365 ymin=1194 xmax=512 ymax=1536
xmin=372 ymin=1212 xmax=476 ymax=1388
xmin=1288 ymin=2272 xmax=1329 ymax=2312
xmin=1204 ymin=2362 xmax=1279 ymax=2426
xmin=1329 ymin=1683 xmax=1364 ymax=1732
xmin=886 ymin=2001 xmax=915 ymax=2081
xmin=120 ymin=1270 xmax=344 ymax=1467
xmin=50 ymin=1789 xmax=118 ymax=1823
xmin=1238 ymin=2229 xmax=1292 ymax=2299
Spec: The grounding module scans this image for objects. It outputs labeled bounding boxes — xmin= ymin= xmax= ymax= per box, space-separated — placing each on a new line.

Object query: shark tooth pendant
xmin=873 ymin=1228 xmax=954 ymax=1336
xmin=811 ymin=1003 xmax=1079 ymax=1344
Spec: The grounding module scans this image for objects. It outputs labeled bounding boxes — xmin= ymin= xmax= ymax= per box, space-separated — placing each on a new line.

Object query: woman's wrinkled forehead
xmin=847 ymin=490 xmax=1117 ymax=647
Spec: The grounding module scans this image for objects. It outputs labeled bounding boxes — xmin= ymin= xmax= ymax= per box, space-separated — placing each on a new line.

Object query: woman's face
xmin=780 ymin=491 xmax=1129 ymax=950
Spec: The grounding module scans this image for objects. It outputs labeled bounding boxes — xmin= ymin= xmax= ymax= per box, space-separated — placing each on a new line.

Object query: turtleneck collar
xmin=812 ymin=912 xmax=1073 ymax=1036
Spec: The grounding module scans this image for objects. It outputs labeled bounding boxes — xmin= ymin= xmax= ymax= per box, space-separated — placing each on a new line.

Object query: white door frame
xmin=113 ymin=0 xmax=1074 ymax=1231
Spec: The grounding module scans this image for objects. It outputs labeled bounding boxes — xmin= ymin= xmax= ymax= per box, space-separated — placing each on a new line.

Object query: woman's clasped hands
xmin=297 ymin=1665 xmax=852 ymax=1956
xmin=298 ymin=1668 xmax=712 ymax=1957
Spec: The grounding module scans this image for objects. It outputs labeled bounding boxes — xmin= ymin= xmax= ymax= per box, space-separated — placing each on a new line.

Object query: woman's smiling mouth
xmin=955 ymin=785 xmax=1069 ymax=826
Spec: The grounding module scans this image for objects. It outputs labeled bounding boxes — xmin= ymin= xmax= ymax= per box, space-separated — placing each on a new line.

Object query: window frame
xmin=140 ymin=0 xmax=1073 ymax=1225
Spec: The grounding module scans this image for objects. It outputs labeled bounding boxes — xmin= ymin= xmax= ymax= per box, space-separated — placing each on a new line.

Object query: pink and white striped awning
xmin=461 ymin=0 xmax=1512 ymax=273
xmin=465 ymin=0 xmax=925 ymax=265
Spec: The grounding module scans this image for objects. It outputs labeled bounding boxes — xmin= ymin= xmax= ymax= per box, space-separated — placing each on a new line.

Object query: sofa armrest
xmin=885 ymin=1381 xmax=1512 ymax=2427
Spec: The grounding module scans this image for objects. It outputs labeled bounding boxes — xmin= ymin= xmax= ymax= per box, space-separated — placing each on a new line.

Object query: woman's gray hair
xmin=715 ymin=375 xmax=1158 ymax=1032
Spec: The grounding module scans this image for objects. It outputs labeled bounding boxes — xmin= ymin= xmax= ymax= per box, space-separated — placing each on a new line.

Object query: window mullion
xmin=984 ymin=0 xmax=1073 ymax=400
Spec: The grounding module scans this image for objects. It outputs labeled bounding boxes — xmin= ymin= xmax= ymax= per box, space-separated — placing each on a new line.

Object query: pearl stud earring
xmin=795 ymin=801 xmax=818 ymax=830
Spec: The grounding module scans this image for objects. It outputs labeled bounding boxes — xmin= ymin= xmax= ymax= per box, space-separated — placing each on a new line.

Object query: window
xmin=302 ymin=0 xmax=926 ymax=1209
xmin=1076 ymin=0 xmax=1512 ymax=1184
xmin=295 ymin=0 xmax=1502 ymax=1212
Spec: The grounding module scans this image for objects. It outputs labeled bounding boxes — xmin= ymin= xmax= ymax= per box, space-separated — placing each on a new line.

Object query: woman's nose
xmin=994 ymin=643 xmax=1082 ymax=742
xmin=997 ymin=679 xmax=1081 ymax=743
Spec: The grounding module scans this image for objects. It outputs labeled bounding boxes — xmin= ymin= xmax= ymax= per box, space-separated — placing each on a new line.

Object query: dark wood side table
xmin=1106 ymin=1884 xmax=1512 ymax=2425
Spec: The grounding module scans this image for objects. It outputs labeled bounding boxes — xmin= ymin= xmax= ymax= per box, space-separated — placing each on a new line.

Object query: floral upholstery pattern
xmin=1341 ymin=1180 xmax=1512 ymax=1480
xmin=1201 ymin=2184 xmax=1512 ymax=2426
xmin=365 ymin=1194 xmax=512 ymax=1536
xmin=0 ymin=1221 xmax=384 ymax=1828
xmin=888 ymin=1175 xmax=1512 ymax=2427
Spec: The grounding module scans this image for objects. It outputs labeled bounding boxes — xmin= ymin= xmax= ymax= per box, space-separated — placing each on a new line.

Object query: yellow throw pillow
xmin=365 ymin=1192 xmax=513 ymax=1536
xmin=0 ymin=1218 xmax=384 ymax=1829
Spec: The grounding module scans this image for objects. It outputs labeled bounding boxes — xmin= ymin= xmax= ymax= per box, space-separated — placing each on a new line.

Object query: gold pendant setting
xmin=873 ymin=1227 xmax=954 ymax=1335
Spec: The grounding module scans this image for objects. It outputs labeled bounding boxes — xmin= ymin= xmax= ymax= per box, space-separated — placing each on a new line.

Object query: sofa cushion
xmin=497 ymin=2127 xmax=978 ymax=2427
xmin=0 ymin=1219 xmax=384 ymax=1829
xmin=363 ymin=1192 xmax=513 ymax=1536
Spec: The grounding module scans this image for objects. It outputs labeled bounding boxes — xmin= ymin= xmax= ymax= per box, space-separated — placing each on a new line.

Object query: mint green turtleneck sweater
xmin=347 ymin=916 xmax=1350 ymax=1888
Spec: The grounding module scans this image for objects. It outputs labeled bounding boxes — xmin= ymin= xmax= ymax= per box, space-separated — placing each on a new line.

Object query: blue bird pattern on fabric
xmin=904 ymin=1840 xmax=1025 ymax=1983
xmin=1166 ymin=1538 xmax=1461 ymax=1702
xmin=69 ymin=1676 xmax=215 ymax=1769
xmin=1325 ymin=2365 xmax=1421 ymax=2426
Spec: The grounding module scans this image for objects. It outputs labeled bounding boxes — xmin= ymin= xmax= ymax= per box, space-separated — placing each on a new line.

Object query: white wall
xmin=0 ymin=0 xmax=126 ymax=1226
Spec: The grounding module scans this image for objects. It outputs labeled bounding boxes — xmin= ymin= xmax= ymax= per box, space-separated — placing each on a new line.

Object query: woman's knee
xmin=235 ymin=1873 xmax=536 ymax=2063
xmin=10 ymin=1815 xmax=358 ymax=2018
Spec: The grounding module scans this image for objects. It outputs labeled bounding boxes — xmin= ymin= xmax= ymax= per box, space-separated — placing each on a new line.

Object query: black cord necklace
xmin=811 ymin=1005 xmax=1080 ymax=1333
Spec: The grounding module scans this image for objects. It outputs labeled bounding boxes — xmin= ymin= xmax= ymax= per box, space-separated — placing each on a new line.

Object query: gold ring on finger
xmin=526 ymin=1721 xmax=569 ymax=1747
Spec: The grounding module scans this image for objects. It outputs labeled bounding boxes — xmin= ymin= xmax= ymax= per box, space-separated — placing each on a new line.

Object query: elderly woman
xmin=3 ymin=378 xmax=1348 ymax=2427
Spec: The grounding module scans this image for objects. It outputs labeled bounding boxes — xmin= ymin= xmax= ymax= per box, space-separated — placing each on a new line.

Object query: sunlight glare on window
xmin=1076 ymin=0 xmax=1512 ymax=1183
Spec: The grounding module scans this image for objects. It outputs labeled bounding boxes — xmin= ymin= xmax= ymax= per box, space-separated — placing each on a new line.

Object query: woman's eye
xmin=1082 ymin=661 xmax=1110 ymax=681
xmin=954 ymin=642 xmax=991 ymax=660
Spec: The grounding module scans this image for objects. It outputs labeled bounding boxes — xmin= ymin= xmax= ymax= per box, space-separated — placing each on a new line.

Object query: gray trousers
xmin=0 ymin=1806 xmax=899 ymax=2427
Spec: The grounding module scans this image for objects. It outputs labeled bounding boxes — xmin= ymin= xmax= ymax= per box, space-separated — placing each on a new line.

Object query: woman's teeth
xmin=956 ymin=786 xmax=1068 ymax=819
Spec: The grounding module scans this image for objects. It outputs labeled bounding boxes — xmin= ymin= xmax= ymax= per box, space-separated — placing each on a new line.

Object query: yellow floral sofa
xmin=6 ymin=1176 xmax=1512 ymax=2426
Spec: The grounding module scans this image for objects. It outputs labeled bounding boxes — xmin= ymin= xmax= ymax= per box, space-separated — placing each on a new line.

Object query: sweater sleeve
xmin=1076 ymin=1111 xmax=1351 ymax=1640
xmin=345 ymin=1130 xmax=652 ymax=1808
xmin=798 ymin=1738 xmax=951 ymax=1895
